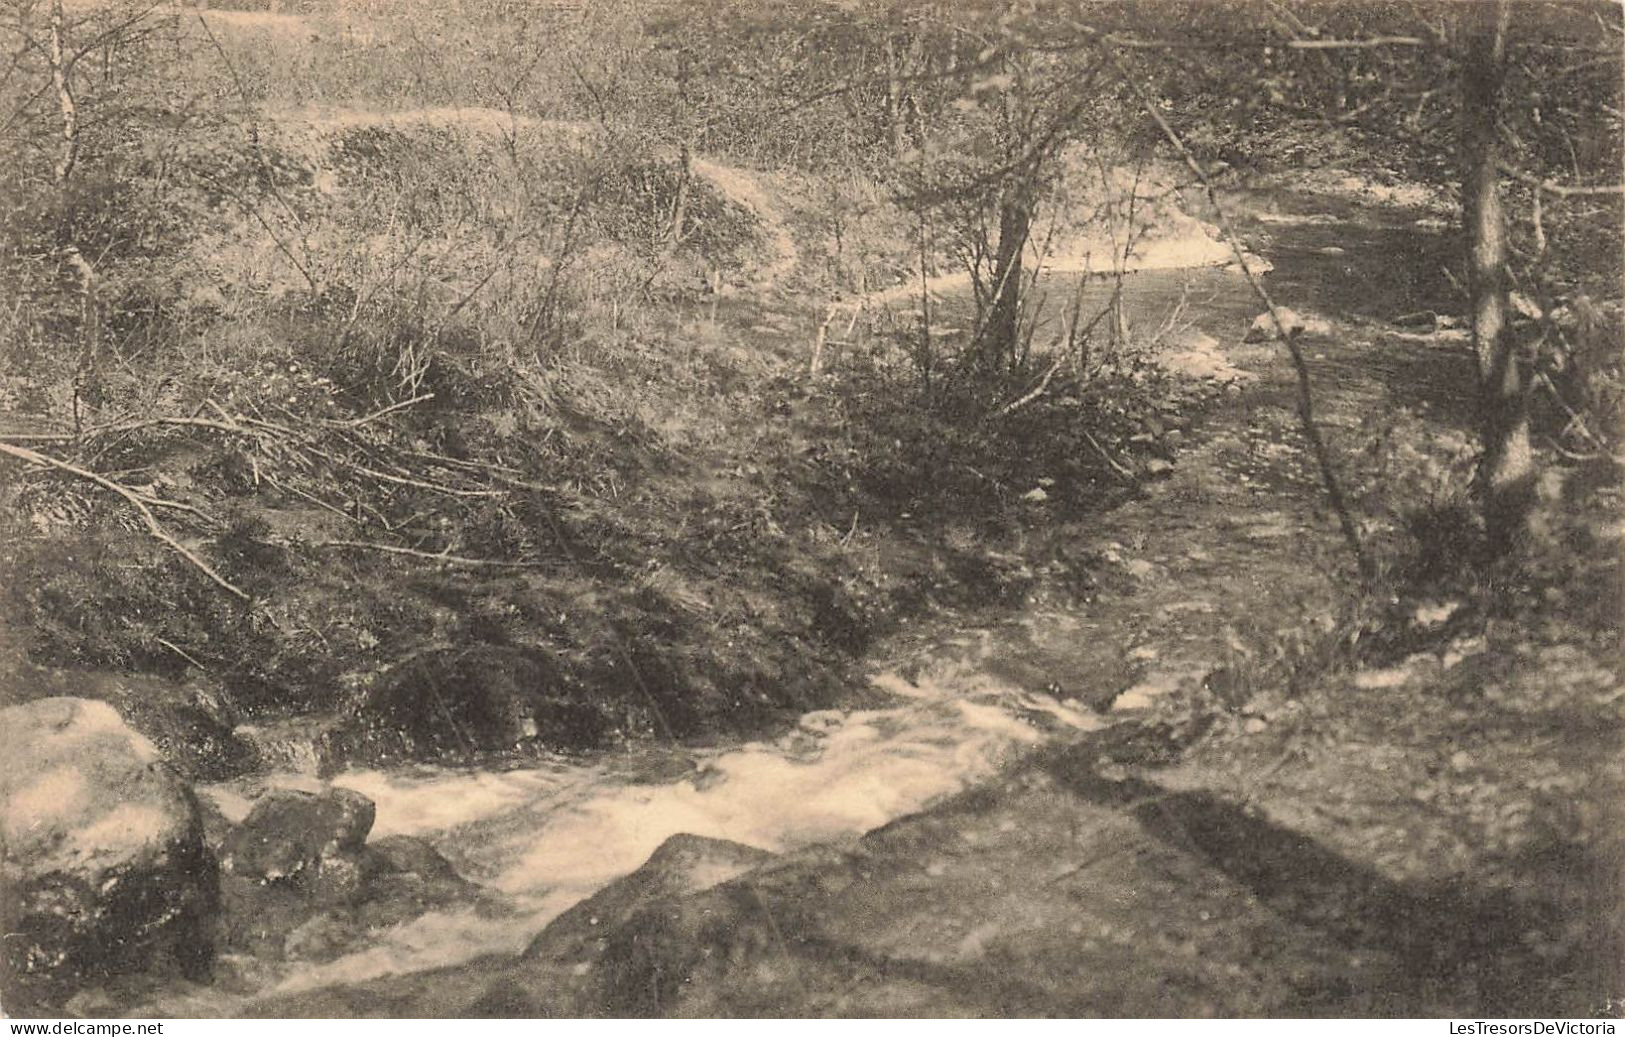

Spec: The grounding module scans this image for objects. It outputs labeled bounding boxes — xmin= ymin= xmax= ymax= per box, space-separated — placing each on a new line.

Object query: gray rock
xmin=1243 ymin=308 xmax=1330 ymax=343
xmin=0 ymin=698 xmax=216 ymax=1009
xmin=217 ymin=793 xmax=491 ymax=963
xmin=350 ymin=646 xmax=611 ymax=760
xmin=522 ymin=833 xmax=775 ymax=965
xmin=0 ymin=668 xmax=250 ymax=782
xmin=231 ymin=717 xmax=345 ymax=778
xmin=219 ymin=793 xmax=373 ymax=890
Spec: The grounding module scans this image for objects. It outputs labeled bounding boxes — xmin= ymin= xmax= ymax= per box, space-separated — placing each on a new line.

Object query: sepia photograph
xmin=0 ymin=0 xmax=1620 ymax=1021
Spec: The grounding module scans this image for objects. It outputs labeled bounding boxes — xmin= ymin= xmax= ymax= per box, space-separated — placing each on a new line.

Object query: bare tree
xmin=1458 ymin=0 xmax=1534 ymax=554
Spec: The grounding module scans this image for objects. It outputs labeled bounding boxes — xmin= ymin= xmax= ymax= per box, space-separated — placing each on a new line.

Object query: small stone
xmin=1412 ymin=600 xmax=1462 ymax=627
xmin=1112 ymin=689 xmax=1155 ymax=711
xmin=1353 ymin=668 xmax=1409 ymax=690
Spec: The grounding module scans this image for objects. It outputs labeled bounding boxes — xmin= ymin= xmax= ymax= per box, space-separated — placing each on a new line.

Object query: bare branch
xmin=997 ymin=353 xmax=1065 ymax=416
xmin=0 ymin=440 xmax=250 ymax=600
xmin=1498 ymin=161 xmax=1625 ymax=197
xmin=312 ymin=540 xmax=545 ymax=569
xmin=324 ymin=394 xmax=436 ymax=429
xmin=1107 ymin=45 xmax=1372 ymax=581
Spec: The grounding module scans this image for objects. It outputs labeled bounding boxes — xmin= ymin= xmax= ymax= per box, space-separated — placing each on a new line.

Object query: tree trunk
xmin=665 ymin=141 xmax=692 ymax=255
xmin=49 ymin=0 xmax=78 ymax=184
xmin=986 ymin=184 xmax=1032 ymax=373
xmin=884 ymin=36 xmax=905 ymax=155
xmin=1459 ymin=0 xmax=1534 ymax=554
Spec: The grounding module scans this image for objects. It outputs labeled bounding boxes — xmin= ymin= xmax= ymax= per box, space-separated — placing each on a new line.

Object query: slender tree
xmin=1459 ymin=0 xmax=1534 ymax=554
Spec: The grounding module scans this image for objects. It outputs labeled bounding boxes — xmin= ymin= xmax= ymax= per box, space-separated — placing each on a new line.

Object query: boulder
xmin=216 ymin=789 xmax=492 ymax=963
xmin=0 ymin=697 xmax=216 ymax=1009
xmin=0 ymin=667 xmax=250 ymax=781
xmin=220 ymin=787 xmax=375 ymax=898
xmin=218 ymin=787 xmax=376 ymax=957
xmin=1242 ymin=307 xmax=1330 ymax=343
xmin=352 ymin=834 xmax=487 ymax=932
xmin=522 ymin=834 xmax=775 ymax=965
xmin=1393 ymin=310 xmax=1440 ymax=330
xmin=231 ymin=716 xmax=345 ymax=777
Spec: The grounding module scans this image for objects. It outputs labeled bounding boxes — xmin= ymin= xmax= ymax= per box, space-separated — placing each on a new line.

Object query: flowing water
xmin=197 ymin=239 xmax=1313 ymax=1004
xmin=203 ymin=655 xmax=1104 ymax=996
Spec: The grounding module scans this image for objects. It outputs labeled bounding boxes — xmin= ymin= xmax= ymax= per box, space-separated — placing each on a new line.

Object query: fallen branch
xmin=810 ymin=305 xmax=837 ymax=376
xmin=324 ymin=393 xmax=436 ymax=429
xmin=1498 ymin=162 xmax=1625 ymax=198
xmin=154 ymin=636 xmax=206 ymax=670
xmin=0 ymin=440 xmax=249 ymax=600
xmin=998 ymin=354 xmax=1067 ymax=416
xmin=1082 ymin=429 xmax=1136 ymax=482
xmin=339 ymin=459 xmax=502 ymax=498
xmin=0 ymin=430 xmax=78 ymax=441
xmin=1110 ymin=47 xmax=1374 ymax=581
xmin=312 ymin=539 xmax=544 ymax=568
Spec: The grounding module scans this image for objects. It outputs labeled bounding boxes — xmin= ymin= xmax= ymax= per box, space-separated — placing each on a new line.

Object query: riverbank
xmin=229 ymin=183 xmax=1621 ymax=1019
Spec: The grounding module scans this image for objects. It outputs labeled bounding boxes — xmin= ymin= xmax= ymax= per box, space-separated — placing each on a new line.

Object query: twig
xmin=1497 ymin=162 xmax=1625 ymax=198
xmin=0 ymin=441 xmax=249 ymax=600
xmin=312 ymin=539 xmax=544 ymax=568
xmin=840 ymin=510 xmax=860 ymax=547
xmin=154 ymin=636 xmax=205 ymax=671
xmin=263 ymin=474 xmax=362 ymax=526
xmin=1082 ymin=430 xmax=1136 ymax=482
xmin=340 ymin=460 xmax=501 ymax=498
xmin=998 ymin=354 xmax=1066 ymax=416
xmin=324 ymin=394 xmax=435 ymax=429
xmin=810 ymin=305 xmax=836 ymax=376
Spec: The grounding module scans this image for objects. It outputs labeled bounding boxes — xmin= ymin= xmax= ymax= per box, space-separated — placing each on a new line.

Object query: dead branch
xmin=810 ymin=305 xmax=837 ymax=376
xmin=0 ymin=440 xmax=249 ymax=600
xmin=312 ymin=540 xmax=544 ymax=568
xmin=1498 ymin=162 xmax=1625 ymax=198
xmin=154 ymin=635 xmax=205 ymax=670
xmin=324 ymin=394 xmax=436 ymax=429
xmin=998 ymin=354 xmax=1067 ymax=416
xmin=1081 ymin=430 xmax=1137 ymax=482
xmin=1108 ymin=47 xmax=1373 ymax=582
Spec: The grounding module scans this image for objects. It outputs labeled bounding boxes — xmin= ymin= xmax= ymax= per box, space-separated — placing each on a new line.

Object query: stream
xmin=196 ymin=198 xmax=1419 ymax=1005
xmin=206 ymin=650 xmax=1103 ymax=996
xmin=197 ymin=258 xmax=1255 ymax=1002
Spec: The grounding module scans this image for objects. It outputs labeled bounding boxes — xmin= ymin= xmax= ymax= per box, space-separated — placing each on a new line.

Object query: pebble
xmin=1353 ymin=668 xmax=1410 ymax=690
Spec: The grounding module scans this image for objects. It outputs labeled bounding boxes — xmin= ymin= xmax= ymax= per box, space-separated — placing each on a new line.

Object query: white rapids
xmin=202 ymin=661 xmax=1101 ymax=995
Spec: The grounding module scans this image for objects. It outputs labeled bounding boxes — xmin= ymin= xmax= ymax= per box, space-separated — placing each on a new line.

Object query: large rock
xmin=218 ymin=787 xmax=377 ymax=956
xmin=220 ymin=787 xmax=376 ymax=884
xmin=0 ymin=666 xmax=250 ymax=781
xmin=1242 ymin=307 xmax=1331 ymax=343
xmin=216 ymin=787 xmax=492 ymax=964
xmin=239 ymin=833 xmax=779 ymax=1017
xmin=0 ymin=697 xmax=216 ymax=1009
xmin=522 ymin=834 xmax=775 ymax=966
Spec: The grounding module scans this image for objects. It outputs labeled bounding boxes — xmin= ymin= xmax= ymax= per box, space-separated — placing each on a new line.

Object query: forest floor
xmin=239 ymin=183 xmax=1624 ymax=1018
